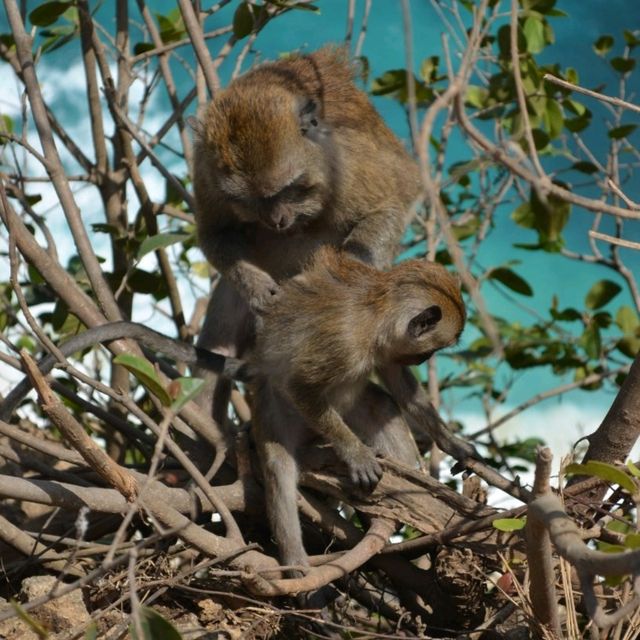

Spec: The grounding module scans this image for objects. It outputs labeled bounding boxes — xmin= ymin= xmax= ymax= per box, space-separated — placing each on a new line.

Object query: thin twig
xmin=544 ymin=73 xmax=640 ymax=115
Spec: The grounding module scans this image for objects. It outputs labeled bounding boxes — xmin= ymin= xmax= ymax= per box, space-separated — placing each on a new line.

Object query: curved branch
xmin=244 ymin=518 xmax=395 ymax=596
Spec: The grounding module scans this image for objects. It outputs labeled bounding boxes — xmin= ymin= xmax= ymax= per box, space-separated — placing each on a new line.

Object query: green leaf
xmin=543 ymin=99 xmax=563 ymax=139
xmin=127 ymin=269 xmax=168 ymax=298
xmin=131 ymin=606 xmax=183 ymax=640
xmin=137 ymin=233 xmax=189 ymax=260
xmin=627 ymin=460 xmax=640 ymax=478
xmin=40 ymin=23 xmax=77 ymax=53
xmin=518 ymin=187 xmax=571 ymax=246
xmin=550 ymin=306 xmax=581 ymax=322
xmin=29 ymin=1 xmax=72 ymax=27
xmin=492 ymin=517 xmax=526 ymax=532
xmin=488 ymin=267 xmax=533 ymax=296
xmin=113 ymin=354 xmax=172 ymax=407
xmin=512 ymin=202 xmax=535 ymax=229
xmin=623 ymin=30 xmax=640 ymax=48
xmin=617 ymin=335 xmax=640 ymax=359
xmin=565 ymin=461 xmax=637 ymax=494
xmin=0 ymin=114 xmax=13 ymax=135
xmin=419 ymin=56 xmax=440 ymax=83
xmin=616 ymin=306 xmax=640 ymax=334
xmin=625 ymin=533 xmax=640 ymax=549
xmin=564 ymin=109 xmax=592 ymax=133
xmin=580 ymin=323 xmax=601 ymax=359
xmin=593 ymin=35 xmax=614 ymax=56
xmin=572 ymin=161 xmax=599 ymax=174
xmin=523 ymin=16 xmax=545 ymax=54
xmin=531 ymin=128 xmax=550 ymax=150
xmin=608 ymin=124 xmax=637 ymax=139
xmin=585 ymin=279 xmax=622 ymax=309
xmin=465 ymin=85 xmax=489 ymax=109
xmin=610 ymin=57 xmax=636 ymax=73
xmin=233 ymin=2 xmax=255 ymax=39
xmin=134 ymin=42 xmax=155 ymax=56
xmin=170 ymin=377 xmax=205 ymax=412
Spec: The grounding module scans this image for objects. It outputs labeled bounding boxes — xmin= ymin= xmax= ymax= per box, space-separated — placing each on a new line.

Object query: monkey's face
xmin=221 ymin=166 xmax=326 ymax=232
xmin=199 ymin=86 xmax=330 ymax=232
xmin=386 ymin=263 xmax=466 ymax=365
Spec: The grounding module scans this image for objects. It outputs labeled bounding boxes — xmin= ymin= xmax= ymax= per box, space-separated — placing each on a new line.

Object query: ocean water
xmin=1 ymin=1 xmax=639 ymax=456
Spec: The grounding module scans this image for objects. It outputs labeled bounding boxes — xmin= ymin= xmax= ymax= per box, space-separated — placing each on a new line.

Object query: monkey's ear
xmin=299 ymin=98 xmax=320 ymax=135
xmin=407 ymin=305 xmax=442 ymax=338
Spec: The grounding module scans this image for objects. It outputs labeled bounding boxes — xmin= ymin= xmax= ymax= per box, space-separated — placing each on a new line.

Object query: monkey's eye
xmin=299 ymin=98 xmax=319 ymax=134
xmin=407 ymin=305 xmax=442 ymax=338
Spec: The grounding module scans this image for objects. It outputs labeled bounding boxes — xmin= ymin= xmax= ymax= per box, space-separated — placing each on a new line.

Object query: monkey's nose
xmin=271 ymin=210 xmax=287 ymax=230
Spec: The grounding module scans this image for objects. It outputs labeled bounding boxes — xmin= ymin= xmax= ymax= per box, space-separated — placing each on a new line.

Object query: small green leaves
xmin=608 ymin=124 xmax=637 ymax=139
xmin=615 ymin=306 xmax=640 ymax=358
xmin=523 ymin=16 xmax=545 ymax=54
xmin=114 ymin=354 xmax=172 ymax=406
xmin=29 ymin=1 xmax=72 ymax=27
xmin=465 ymin=85 xmax=489 ymax=109
xmin=610 ymin=57 xmax=636 ymax=74
xmin=113 ymin=354 xmax=204 ymax=411
xmin=137 ymin=233 xmax=189 ymax=260
xmin=488 ymin=267 xmax=533 ymax=296
xmin=585 ymin=279 xmax=622 ymax=310
xmin=133 ymin=42 xmax=155 ymax=56
xmin=579 ymin=323 xmax=601 ymax=360
xmin=511 ymin=187 xmax=571 ymax=250
xmin=571 ymin=161 xmax=599 ymax=174
xmin=593 ymin=35 xmax=614 ymax=57
xmin=371 ymin=69 xmax=433 ymax=105
xmin=627 ymin=460 xmax=640 ymax=478
xmin=167 ymin=377 xmax=205 ymax=412
xmin=565 ymin=461 xmax=637 ymax=495
xmin=492 ymin=517 xmax=526 ymax=532
xmin=131 ymin=606 xmax=183 ymax=640
xmin=233 ymin=2 xmax=256 ymax=39
xmin=155 ymin=9 xmax=186 ymax=43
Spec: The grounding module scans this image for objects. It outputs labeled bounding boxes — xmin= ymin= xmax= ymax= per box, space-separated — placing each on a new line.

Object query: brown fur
xmin=252 ymin=248 xmax=467 ymax=579
xmin=192 ymin=46 xmax=420 ymax=431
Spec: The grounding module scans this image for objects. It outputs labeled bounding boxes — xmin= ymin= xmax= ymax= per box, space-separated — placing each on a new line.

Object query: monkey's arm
xmin=377 ymin=364 xmax=478 ymax=461
xmin=289 ymin=380 xmax=382 ymax=491
xmin=0 ymin=321 xmax=248 ymax=420
xmin=343 ymin=207 xmax=414 ymax=268
xmin=198 ymin=226 xmax=279 ymax=312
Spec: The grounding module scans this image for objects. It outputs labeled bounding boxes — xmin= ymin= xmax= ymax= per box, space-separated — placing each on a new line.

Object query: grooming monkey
xmin=251 ymin=247 xmax=467 ymax=575
xmin=192 ymin=46 xmax=421 ymax=428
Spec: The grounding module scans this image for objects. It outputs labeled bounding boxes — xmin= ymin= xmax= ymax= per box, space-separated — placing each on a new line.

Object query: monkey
xmin=191 ymin=46 xmax=421 ymax=429
xmin=250 ymin=247 xmax=468 ymax=575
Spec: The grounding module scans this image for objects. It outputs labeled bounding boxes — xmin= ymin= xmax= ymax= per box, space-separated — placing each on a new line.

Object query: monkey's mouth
xmin=396 ymin=350 xmax=435 ymax=366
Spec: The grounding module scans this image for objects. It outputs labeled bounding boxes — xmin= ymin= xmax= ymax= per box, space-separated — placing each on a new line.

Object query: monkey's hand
xmin=240 ymin=267 xmax=281 ymax=313
xmin=343 ymin=443 xmax=383 ymax=492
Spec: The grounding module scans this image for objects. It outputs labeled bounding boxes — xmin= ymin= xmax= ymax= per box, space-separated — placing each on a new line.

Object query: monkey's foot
xmin=345 ymin=445 xmax=383 ymax=492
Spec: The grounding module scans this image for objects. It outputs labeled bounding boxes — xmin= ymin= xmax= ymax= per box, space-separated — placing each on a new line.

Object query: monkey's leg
xmin=377 ymin=364 xmax=478 ymax=461
xmin=343 ymin=381 xmax=420 ymax=469
xmin=195 ymin=278 xmax=255 ymax=434
xmin=252 ymin=381 xmax=309 ymax=577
